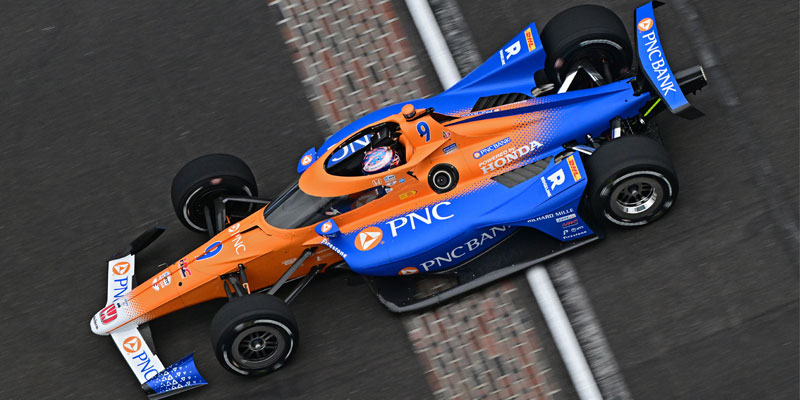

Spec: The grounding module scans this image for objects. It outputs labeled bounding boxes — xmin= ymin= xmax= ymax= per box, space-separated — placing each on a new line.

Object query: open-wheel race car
xmin=90 ymin=2 xmax=706 ymax=397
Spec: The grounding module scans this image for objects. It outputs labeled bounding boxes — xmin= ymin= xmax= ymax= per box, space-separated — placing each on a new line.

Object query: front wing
xmin=90 ymin=230 xmax=207 ymax=399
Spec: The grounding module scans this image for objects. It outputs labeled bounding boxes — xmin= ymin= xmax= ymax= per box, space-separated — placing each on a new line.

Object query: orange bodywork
xmin=98 ymin=101 xmax=554 ymax=333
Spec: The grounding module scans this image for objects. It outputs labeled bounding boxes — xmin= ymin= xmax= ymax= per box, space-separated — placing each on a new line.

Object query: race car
xmin=90 ymin=3 xmax=706 ymax=398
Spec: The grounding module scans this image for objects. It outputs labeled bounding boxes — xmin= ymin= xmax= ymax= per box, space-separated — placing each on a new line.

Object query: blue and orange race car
xmin=90 ymin=3 xmax=705 ymax=398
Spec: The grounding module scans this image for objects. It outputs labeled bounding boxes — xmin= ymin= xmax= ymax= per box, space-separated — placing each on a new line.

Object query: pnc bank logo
xmin=386 ymin=201 xmax=454 ymax=237
xmin=638 ymin=18 xmax=653 ymax=32
xmin=355 ymin=227 xmax=383 ymax=251
xmin=321 ymin=221 xmax=333 ymax=233
xmin=111 ymin=261 xmax=130 ymax=276
xmin=122 ymin=336 xmax=142 ymax=353
xmin=399 ymin=267 xmax=419 ymax=276
xmin=301 ymin=154 xmax=313 ymax=166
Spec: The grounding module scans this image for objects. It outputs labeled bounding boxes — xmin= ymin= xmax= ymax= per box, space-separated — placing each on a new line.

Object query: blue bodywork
xmin=330 ymin=153 xmax=594 ymax=276
xmin=143 ymin=353 xmax=207 ymax=398
xmin=301 ymin=3 xmax=689 ymax=277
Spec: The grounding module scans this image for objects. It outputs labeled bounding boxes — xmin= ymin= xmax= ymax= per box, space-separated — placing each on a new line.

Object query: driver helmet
xmin=362 ymin=146 xmax=400 ymax=174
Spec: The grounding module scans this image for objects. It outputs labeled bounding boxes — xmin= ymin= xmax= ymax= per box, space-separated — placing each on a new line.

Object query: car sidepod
xmin=321 ymin=150 xmax=594 ymax=277
xmin=513 ymin=153 xmax=593 ymax=242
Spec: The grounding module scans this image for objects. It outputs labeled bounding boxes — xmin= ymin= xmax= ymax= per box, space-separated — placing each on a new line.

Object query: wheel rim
xmin=608 ymin=173 xmax=666 ymax=219
xmin=231 ymin=324 xmax=286 ymax=369
xmin=183 ymin=182 xmax=254 ymax=232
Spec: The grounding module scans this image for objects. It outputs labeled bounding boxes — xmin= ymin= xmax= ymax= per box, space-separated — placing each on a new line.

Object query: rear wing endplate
xmin=635 ymin=1 xmax=704 ymax=119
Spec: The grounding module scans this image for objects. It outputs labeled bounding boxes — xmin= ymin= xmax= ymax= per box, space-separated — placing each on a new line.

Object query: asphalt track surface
xmin=0 ymin=1 xmax=797 ymax=400
xmin=0 ymin=2 xmax=435 ymax=399
xmin=454 ymin=0 xmax=799 ymax=398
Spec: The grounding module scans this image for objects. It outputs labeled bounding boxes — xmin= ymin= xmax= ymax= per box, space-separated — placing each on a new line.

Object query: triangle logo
xmin=112 ymin=261 xmax=130 ymax=276
xmin=638 ymin=18 xmax=653 ymax=32
xmin=355 ymin=227 xmax=383 ymax=251
xmin=123 ymin=336 xmax=141 ymax=353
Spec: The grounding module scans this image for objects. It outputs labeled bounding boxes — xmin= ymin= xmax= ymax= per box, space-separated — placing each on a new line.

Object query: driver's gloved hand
xmin=324 ymin=207 xmax=342 ymax=216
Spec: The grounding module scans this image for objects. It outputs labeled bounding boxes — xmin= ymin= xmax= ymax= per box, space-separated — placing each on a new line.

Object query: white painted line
xmin=527 ymin=266 xmax=603 ymax=400
xmin=550 ymin=260 xmax=633 ymax=399
xmin=404 ymin=0 xmax=461 ymax=89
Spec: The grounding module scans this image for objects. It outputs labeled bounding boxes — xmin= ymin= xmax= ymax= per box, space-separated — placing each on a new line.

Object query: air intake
xmin=471 ymin=93 xmax=532 ymax=112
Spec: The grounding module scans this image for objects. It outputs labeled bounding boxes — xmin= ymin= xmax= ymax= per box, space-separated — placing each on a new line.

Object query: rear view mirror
xmin=315 ymin=218 xmax=340 ymax=238
xmin=297 ymin=147 xmax=317 ymax=173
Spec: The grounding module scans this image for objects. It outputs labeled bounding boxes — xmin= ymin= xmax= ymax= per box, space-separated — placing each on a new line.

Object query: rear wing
xmin=635 ymin=1 xmax=705 ymax=119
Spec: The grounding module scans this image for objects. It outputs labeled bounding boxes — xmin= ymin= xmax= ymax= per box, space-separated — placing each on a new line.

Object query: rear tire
xmin=541 ymin=4 xmax=632 ymax=84
xmin=585 ymin=136 xmax=678 ymax=227
xmin=210 ymin=294 xmax=298 ymax=376
xmin=171 ymin=154 xmax=258 ymax=233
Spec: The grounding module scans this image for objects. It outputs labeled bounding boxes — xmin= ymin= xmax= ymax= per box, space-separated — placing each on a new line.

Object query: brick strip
xmin=269 ymin=0 xmax=429 ymax=135
xmin=404 ymin=281 xmax=563 ymax=400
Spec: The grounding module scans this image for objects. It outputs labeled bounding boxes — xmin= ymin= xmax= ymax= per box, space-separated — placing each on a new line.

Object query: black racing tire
xmin=171 ymin=154 xmax=257 ymax=233
xmin=210 ymin=294 xmax=299 ymax=377
xmin=540 ymin=4 xmax=632 ymax=84
xmin=585 ymin=136 xmax=678 ymax=227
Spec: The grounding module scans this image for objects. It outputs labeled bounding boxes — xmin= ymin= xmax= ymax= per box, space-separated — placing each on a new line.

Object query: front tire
xmin=171 ymin=154 xmax=258 ymax=233
xmin=210 ymin=294 xmax=298 ymax=376
xmin=585 ymin=136 xmax=678 ymax=227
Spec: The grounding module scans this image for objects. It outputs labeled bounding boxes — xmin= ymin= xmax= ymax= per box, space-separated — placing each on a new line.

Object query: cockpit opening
xmin=263 ymin=183 xmax=388 ymax=229
xmin=325 ymin=122 xmax=406 ymax=177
